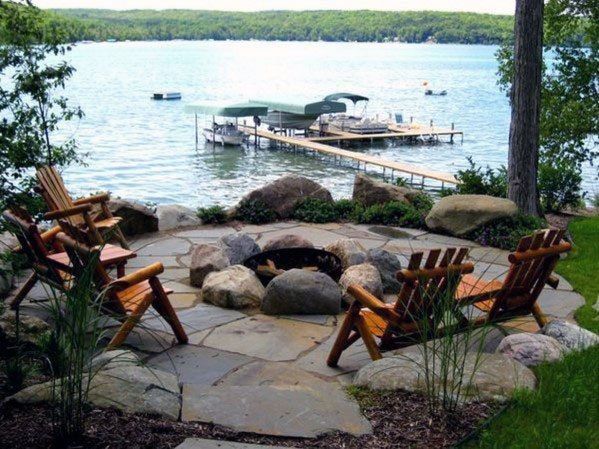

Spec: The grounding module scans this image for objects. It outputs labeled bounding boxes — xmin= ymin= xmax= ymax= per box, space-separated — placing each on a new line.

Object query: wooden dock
xmin=240 ymin=125 xmax=458 ymax=186
xmin=306 ymin=123 xmax=463 ymax=143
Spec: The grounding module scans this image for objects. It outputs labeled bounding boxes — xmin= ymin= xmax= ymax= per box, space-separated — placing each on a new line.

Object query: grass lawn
xmin=468 ymin=216 xmax=599 ymax=449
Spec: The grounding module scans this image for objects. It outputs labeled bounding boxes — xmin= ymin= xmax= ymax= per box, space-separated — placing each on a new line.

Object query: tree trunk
xmin=508 ymin=0 xmax=544 ymax=216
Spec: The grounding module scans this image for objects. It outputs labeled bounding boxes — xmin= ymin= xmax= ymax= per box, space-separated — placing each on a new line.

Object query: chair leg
xmin=116 ymin=263 xmax=126 ymax=278
xmin=531 ymin=302 xmax=548 ymax=328
xmin=107 ymin=312 xmax=145 ymax=349
xmin=9 ymin=272 xmax=38 ymax=310
xmin=327 ymin=303 xmax=360 ymax=367
xmin=113 ymin=225 xmax=130 ymax=250
xmin=149 ymin=277 xmax=188 ymax=344
xmin=355 ymin=315 xmax=383 ymax=361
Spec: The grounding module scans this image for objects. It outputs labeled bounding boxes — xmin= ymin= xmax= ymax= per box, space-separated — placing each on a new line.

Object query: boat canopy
xmin=249 ymin=99 xmax=346 ymax=116
xmin=323 ymin=93 xmax=369 ymax=104
xmin=185 ymin=101 xmax=268 ymax=117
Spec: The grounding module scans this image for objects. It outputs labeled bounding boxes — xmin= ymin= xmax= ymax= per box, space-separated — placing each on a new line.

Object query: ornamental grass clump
xmin=197 ymin=205 xmax=228 ymax=224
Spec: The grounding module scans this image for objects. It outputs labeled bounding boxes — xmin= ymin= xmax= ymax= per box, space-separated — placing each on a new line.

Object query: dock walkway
xmin=240 ymin=126 xmax=458 ymax=185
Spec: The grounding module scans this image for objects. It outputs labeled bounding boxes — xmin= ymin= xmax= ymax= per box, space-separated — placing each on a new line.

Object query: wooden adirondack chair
xmin=327 ymin=247 xmax=474 ymax=366
xmin=456 ymin=228 xmax=571 ymax=328
xmin=2 ymin=208 xmax=135 ymax=310
xmin=36 ymin=165 xmax=129 ymax=249
xmin=56 ymin=232 xmax=188 ymax=349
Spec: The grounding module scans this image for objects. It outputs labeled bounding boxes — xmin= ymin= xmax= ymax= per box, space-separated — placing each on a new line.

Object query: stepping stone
xmin=181 ymin=384 xmax=372 ymax=437
xmin=176 ymin=438 xmax=291 ymax=449
xmin=137 ymin=237 xmax=192 ymax=256
xmin=142 ymin=304 xmax=245 ymax=334
xmin=147 ymin=345 xmax=252 ymax=386
xmin=203 ymin=315 xmax=332 ymax=362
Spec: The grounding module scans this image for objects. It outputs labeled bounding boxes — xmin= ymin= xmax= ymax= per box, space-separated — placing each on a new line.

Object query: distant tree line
xmin=38 ymin=9 xmax=515 ymax=44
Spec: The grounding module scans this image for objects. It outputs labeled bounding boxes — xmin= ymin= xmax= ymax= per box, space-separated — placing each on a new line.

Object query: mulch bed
xmin=0 ymin=390 xmax=500 ymax=449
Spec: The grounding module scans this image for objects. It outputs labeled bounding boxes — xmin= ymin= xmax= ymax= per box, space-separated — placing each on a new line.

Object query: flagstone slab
xmin=414 ymin=233 xmax=480 ymax=247
xmin=169 ymin=293 xmax=199 ymax=309
xmin=255 ymin=227 xmax=346 ymax=248
xmin=175 ymin=227 xmax=236 ymax=239
xmin=143 ymin=304 xmax=246 ymax=334
xmin=331 ymin=224 xmax=388 ymax=240
xmin=164 ymin=280 xmax=202 ymax=294
xmin=203 ymin=315 xmax=333 ymax=362
xmin=130 ymin=233 xmax=163 ymax=250
xmin=147 ymin=345 xmax=252 ymax=386
xmin=364 ymin=225 xmax=427 ymax=239
xmin=176 ymin=439 xmax=292 ymax=449
xmin=537 ymin=289 xmax=585 ymax=319
xmin=137 ymin=237 xmax=192 ymax=256
xmin=181 ymin=384 xmax=372 ymax=437
xmin=280 ymin=314 xmax=333 ymax=325
xmin=116 ymin=327 xmax=177 ymax=353
xmin=126 ymin=256 xmax=180 ymax=268
xmin=468 ymin=246 xmax=512 ymax=266
xmin=162 ymin=267 xmax=193 ymax=281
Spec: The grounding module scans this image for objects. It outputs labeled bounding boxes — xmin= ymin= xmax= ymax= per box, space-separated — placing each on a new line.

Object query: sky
xmin=33 ymin=0 xmax=516 ymax=15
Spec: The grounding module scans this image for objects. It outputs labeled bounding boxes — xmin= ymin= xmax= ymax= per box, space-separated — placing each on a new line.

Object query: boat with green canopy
xmin=185 ymin=101 xmax=268 ymax=146
xmin=321 ymin=92 xmax=389 ymax=134
xmin=250 ymin=99 xmax=346 ymax=130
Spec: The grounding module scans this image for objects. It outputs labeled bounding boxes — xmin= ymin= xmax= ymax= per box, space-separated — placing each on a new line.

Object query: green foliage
xmin=34 ymin=9 xmax=515 ymax=45
xmin=334 ymin=199 xmax=358 ymax=221
xmin=395 ymin=177 xmax=409 ymax=187
xmin=538 ymin=158 xmax=584 ymax=212
xmin=0 ymin=1 xmax=84 ymax=213
xmin=359 ymin=201 xmax=425 ymax=228
xmin=292 ymin=198 xmax=338 ymax=223
xmin=235 ymin=199 xmax=276 ymax=224
xmin=465 ymin=214 xmax=546 ymax=251
xmin=443 ymin=157 xmax=508 ymax=198
xmin=496 ymin=0 xmax=598 ymax=197
xmin=197 ymin=205 xmax=228 ymax=224
xmin=1 ymin=356 xmax=29 ymax=392
xmin=410 ymin=192 xmax=435 ymax=214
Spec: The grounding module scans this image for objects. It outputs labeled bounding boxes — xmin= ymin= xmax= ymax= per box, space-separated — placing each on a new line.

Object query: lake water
xmin=58 ymin=40 xmax=594 ymax=207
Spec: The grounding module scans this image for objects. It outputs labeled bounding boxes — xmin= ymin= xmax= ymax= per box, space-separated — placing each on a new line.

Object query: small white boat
xmin=153 ymin=92 xmax=182 ymax=100
xmin=203 ymin=123 xmax=245 ymax=146
xmin=322 ymin=93 xmax=389 ymax=134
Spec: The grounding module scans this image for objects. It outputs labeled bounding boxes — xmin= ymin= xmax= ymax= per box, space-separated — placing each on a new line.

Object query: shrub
xmin=334 ymin=199 xmax=358 ymax=221
xmin=466 ymin=214 xmax=547 ymax=250
xmin=358 ymin=201 xmax=425 ymax=228
xmin=395 ymin=177 xmax=409 ymax=187
xmin=235 ymin=199 xmax=277 ymax=224
xmin=445 ymin=157 xmax=508 ymax=198
xmin=197 ymin=205 xmax=228 ymax=224
xmin=293 ymin=198 xmax=339 ymax=223
xmin=410 ymin=192 xmax=434 ymax=215
xmin=538 ymin=158 xmax=584 ymax=212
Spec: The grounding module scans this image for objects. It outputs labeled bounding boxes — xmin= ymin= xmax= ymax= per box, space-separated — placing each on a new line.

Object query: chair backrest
xmin=1 ymin=208 xmax=64 ymax=287
xmin=392 ymin=247 xmax=474 ymax=323
xmin=56 ymin=232 xmax=127 ymax=315
xmin=489 ymin=229 xmax=571 ymax=318
xmin=36 ymin=165 xmax=83 ymax=225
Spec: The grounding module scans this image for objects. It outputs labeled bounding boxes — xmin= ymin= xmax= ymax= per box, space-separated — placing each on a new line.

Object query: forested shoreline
xmin=45 ymin=9 xmax=514 ymax=44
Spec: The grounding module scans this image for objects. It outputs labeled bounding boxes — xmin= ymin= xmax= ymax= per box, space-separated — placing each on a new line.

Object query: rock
xmin=108 ymin=198 xmax=158 ymax=236
xmin=352 ymin=172 xmax=419 ymax=207
xmin=0 ymin=258 xmax=14 ymax=299
xmin=324 ymin=238 xmax=367 ymax=270
xmin=176 ymin=439 xmax=289 ymax=449
xmin=181 ymin=384 xmax=372 ymax=437
xmin=261 ymin=269 xmax=341 ymax=315
xmin=497 ymin=333 xmax=566 ymax=366
xmin=0 ymin=311 xmax=50 ymax=346
xmin=425 ymin=194 xmax=518 ymax=236
xmin=90 ymin=349 xmax=140 ymax=372
xmin=218 ymin=232 xmax=261 ymax=265
xmin=339 ymin=263 xmax=383 ymax=304
xmin=189 ymin=244 xmax=230 ymax=287
xmin=157 ymin=204 xmax=200 ymax=231
xmin=9 ymin=363 xmax=180 ymax=420
xmin=542 ymin=319 xmax=599 ymax=351
xmin=0 ymin=231 xmax=19 ymax=250
xmin=237 ymin=174 xmax=333 ymax=219
xmin=202 ymin=265 xmax=265 ymax=309
xmin=366 ymin=248 xmax=402 ymax=293
xmin=262 ymin=234 xmax=314 ymax=251
xmin=354 ymin=349 xmax=536 ymax=402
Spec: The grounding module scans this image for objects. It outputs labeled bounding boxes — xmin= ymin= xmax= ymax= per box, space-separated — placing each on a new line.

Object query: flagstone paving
xmin=12 ymin=221 xmax=585 ymax=440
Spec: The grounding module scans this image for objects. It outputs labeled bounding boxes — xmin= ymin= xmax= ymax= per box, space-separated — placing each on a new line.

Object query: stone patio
xmin=12 ymin=221 xmax=585 ymax=440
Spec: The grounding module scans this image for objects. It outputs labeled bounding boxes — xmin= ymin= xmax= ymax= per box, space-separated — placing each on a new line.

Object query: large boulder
xmin=339 ymin=263 xmax=384 ymax=304
xmin=189 ymin=244 xmax=230 ymax=287
xmin=108 ymin=198 xmax=159 ymax=236
xmin=542 ymin=319 xmax=599 ymax=351
xmin=0 ymin=311 xmax=50 ymax=347
xmin=218 ymin=232 xmax=261 ymax=265
xmin=0 ymin=258 xmax=14 ymax=299
xmin=352 ymin=173 xmax=419 ymax=207
xmin=324 ymin=238 xmax=367 ymax=271
xmin=236 ymin=174 xmax=333 ymax=219
xmin=353 ymin=349 xmax=536 ymax=402
xmin=261 ymin=269 xmax=342 ymax=315
xmin=262 ymin=234 xmax=314 ymax=251
xmin=202 ymin=265 xmax=265 ymax=309
xmin=366 ymin=248 xmax=402 ymax=293
xmin=157 ymin=204 xmax=200 ymax=231
xmin=425 ymin=194 xmax=518 ymax=236
xmin=8 ymin=360 xmax=180 ymax=420
xmin=497 ymin=333 xmax=566 ymax=366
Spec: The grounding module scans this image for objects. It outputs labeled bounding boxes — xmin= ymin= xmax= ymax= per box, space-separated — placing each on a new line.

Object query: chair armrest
xmin=72 ymin=192 xmax=110 ymax=206
xmin=39 ymin=225 xmax=62 ymax=244
xmin=546 ymin=275 xmax=560 ymax=289
xmin=346 ymin=284 xmax=402 ymax=322
xmin=108 ymin=262 xmax=164 ymax=290
xmin=44 ymin=204 xmax=93 ymax=221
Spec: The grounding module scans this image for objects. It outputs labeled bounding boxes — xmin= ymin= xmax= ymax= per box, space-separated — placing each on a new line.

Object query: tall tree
xmin=507 ymin=0 xmax=544 ymax=216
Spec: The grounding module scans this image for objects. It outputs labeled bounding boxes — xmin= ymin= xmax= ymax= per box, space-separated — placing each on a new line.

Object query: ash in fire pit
xmin=244 ymin=247 xmax=343 ymax=287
